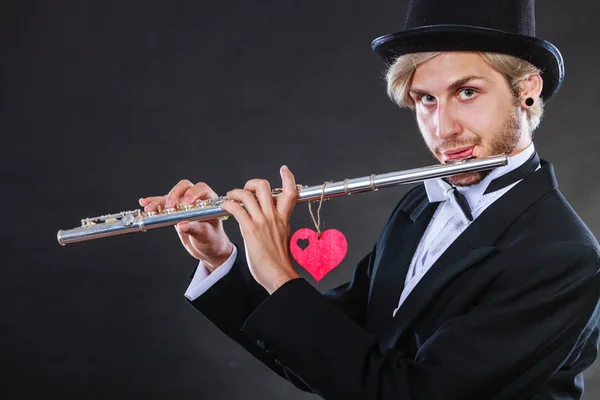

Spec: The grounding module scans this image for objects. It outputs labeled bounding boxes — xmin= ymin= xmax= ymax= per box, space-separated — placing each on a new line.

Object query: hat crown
xmin=405 ymin=0 xmax=535 ymax=36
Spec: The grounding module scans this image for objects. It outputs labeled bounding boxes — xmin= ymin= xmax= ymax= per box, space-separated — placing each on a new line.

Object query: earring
xmin=525 ymin=97 xmax=534 ymax=107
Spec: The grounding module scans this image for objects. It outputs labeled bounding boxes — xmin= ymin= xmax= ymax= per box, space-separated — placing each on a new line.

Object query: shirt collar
xmin=424 ymin=142 xmax=536 ymax=209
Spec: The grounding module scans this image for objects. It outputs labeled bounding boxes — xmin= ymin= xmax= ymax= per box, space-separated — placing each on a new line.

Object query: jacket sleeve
xmin=238 ymin=242 xmax=600 ymax=400
xmin=186 ymin=242 xmax=377 ymax=393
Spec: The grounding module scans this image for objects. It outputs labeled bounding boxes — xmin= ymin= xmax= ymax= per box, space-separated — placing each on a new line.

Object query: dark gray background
xmin=2 ymin=0 xmax=599 ymax=398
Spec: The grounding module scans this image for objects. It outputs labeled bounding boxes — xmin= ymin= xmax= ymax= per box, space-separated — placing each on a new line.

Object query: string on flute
xmin=308 ymin=181 xmax=330 ymax=240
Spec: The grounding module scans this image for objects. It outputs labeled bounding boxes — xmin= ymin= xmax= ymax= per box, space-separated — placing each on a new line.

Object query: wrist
xmin=265 ymin=270 xmax=301 ymax=295
xmin=203 ymin=242 xmax=234 ymax=272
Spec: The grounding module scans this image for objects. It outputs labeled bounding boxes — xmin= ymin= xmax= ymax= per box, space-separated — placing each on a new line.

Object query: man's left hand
xmin=220 ymin=165 xmax=301 ymax=294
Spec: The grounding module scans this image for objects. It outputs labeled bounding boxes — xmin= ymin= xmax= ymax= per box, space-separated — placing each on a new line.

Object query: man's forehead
xmin=411 ymin=52 xmax=495 ymax=89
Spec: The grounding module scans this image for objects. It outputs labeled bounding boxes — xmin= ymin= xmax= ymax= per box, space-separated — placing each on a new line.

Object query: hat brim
xmin=371 ymin=25 xmax=564 ymax=99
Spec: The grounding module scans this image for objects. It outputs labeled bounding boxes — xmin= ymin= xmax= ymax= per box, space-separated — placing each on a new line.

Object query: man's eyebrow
xmin=410 ymin=75 xmax=486 ymax=96
xmin=447 ymin=75 xmax=486 ymax=91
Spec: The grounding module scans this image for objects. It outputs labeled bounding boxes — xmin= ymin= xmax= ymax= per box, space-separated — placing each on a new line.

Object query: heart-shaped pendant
xmin=290 ymin=228 xmax=347 ymax=282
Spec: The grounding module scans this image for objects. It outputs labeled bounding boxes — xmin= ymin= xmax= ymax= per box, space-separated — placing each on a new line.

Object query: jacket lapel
xmin=381 ymin=244 xmax=496 ymax=346
xmin=378 ymin=160 xmax=558 ymax=345
xmin=367 ymin=196 xmax=438 ymax=336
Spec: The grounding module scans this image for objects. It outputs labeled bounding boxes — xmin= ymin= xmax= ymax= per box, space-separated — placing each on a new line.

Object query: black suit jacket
xmin=189 ymin=159 xmax=600 ymax=400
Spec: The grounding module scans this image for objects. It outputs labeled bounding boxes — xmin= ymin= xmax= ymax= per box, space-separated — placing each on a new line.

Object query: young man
xmin=141 ymin=0 xmax=600 ymax=398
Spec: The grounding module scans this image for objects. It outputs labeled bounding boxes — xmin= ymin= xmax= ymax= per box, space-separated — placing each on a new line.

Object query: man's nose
xmin=435 ymin=103 xmax=461 ymax=139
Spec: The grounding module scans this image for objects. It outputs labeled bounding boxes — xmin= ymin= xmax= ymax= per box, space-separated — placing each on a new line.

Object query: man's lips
xmin=442 ymin=146 xmax=475 ymax=161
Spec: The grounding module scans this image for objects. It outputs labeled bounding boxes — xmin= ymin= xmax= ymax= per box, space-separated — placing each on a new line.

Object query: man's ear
xmin=519 ymin=73 xmax=543 ymax=107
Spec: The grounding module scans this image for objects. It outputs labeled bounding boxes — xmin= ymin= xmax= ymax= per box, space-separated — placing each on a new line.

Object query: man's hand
xmin=220 ymin=165 xmax=301 ymax=294
xmin=139 ymin=180 xmax=234 ymax=272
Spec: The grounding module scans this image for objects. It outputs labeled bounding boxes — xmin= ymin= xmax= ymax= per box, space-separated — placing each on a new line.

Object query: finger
xmin=244 ymin=179 xmax=274 ymax=217
xmin=139 ymin=196 xmax=162 ymax=207
xmin=226 ymin=188 xmax=264 ymax=221
xmin=176 ymin=221 xmax=193 ymax=235
xmin=142 ymin=196 xmax=167 ymax=212
xmin=220 ymin=198 xmax=254 ymax=233
xmin=175 ymin=222 xmax=192 ymax=246
xmin=176 ymin=220 xmax=214 ymax=237
xmin=176 ymin=221 xmax=204 ymax=240
xmin=165 ymin=179 xmax=194 ymax=208
xmin=276 ymin=165 xmax=298 ymax=218
xmin=174 ymin=222 xmax=204 ymax=259
xmin=180 ymin=182 xmax=219 ymax=205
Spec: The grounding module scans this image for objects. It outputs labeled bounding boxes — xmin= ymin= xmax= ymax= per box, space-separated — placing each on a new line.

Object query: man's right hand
xmin=139 ymin=179 xmax=234 ymax=273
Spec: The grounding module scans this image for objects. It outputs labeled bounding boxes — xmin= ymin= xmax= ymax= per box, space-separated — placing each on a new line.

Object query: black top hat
xmin=371 ymin=0 xmax=564 ymax=99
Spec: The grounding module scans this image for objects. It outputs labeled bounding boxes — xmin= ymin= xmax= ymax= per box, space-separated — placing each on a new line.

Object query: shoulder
xmin=526 ymin=158 xmax=598 ymax=250
xmin=502 ymin=186 xmax=600 ymax=255
xmin=493 ymin=229 xmax=600 ymax=291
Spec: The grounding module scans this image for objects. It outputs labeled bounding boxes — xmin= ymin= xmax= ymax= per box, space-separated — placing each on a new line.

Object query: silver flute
xmin=57 ymin=154 xmax=508 ymax=245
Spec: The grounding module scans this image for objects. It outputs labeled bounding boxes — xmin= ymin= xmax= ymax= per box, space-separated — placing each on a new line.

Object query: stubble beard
xmin=446 ymin=105 xmax=522 ymax=187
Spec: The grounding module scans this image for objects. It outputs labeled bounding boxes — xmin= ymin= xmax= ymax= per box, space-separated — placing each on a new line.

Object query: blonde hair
xmin=385 ymin=52 xmax=545 ymax=132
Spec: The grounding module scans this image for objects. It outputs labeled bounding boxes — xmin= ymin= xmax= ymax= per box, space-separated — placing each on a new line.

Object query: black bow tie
xmin=444 ymin=151 xmax=540 ymax=222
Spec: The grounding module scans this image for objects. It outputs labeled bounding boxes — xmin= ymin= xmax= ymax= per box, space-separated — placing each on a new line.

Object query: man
xmin=140 ymin=0 xmax=600 ymax=398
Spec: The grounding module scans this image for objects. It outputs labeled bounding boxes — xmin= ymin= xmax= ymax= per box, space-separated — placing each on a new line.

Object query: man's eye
xmin=420 ymin=95 xmax=437 ymax=105
xmin=458 ymin=88 xmax=477 ymax=100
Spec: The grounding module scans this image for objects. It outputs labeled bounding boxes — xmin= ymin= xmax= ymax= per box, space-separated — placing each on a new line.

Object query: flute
xmin=57 ymin=154 xmax=508 ymax=245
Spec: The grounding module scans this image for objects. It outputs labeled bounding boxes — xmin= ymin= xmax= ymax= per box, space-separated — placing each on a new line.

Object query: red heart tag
xmin=290 ymin=228 xmax=347 ymax=282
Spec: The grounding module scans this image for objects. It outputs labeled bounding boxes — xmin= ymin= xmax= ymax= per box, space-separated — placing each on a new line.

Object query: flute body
xmin=57 ymin=154 xmax=508 ymax=245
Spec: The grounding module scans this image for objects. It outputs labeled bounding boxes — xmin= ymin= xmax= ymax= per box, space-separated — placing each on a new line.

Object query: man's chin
xmin=448 ymin=171 xmax=486 ymax=187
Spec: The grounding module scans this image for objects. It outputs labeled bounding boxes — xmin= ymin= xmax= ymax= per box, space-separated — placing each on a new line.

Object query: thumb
xmin=177 ymin=221 xmax=191 ymax=234
xmin=177 ymin=221 xmax=208 ymax=237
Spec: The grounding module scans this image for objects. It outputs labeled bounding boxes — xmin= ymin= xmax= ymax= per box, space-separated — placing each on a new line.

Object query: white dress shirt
xmin=185 ymin=245 xmax=238 ymax=300
xmin=186 ymin=143 xmax=538 ymax=308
